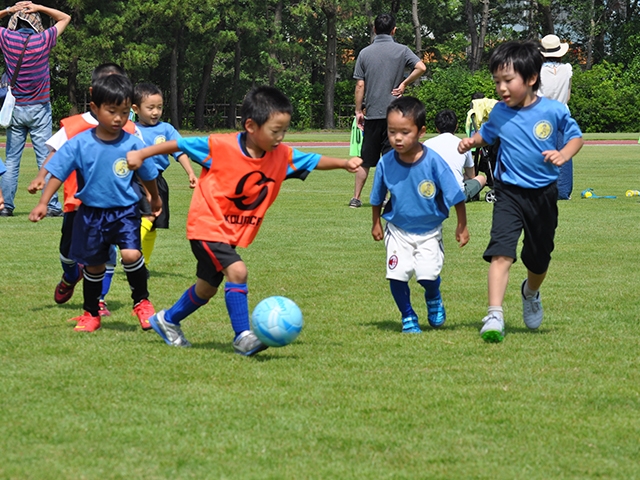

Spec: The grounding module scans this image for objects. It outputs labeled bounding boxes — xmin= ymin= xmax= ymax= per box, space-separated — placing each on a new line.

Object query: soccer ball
xmin=251 ymin=296 xmax=303 ymax=347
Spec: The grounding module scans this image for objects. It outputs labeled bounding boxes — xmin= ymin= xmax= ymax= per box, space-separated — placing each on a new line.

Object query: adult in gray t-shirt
xmin=349 ymin=13 xmax=425 ymax=208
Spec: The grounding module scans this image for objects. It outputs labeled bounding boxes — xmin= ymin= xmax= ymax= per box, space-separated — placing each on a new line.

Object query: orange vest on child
xmin=59 ymin=115 xmax=136 ymax=212
xmin=186 ymin=132 xmax=296 ymax=248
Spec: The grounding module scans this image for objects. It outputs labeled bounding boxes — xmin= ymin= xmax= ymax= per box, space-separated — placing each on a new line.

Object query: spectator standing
xmin=349 ymin=13 xmax=426 ymax=208
xmin=0 ymin=2 xmax=70 ymax=217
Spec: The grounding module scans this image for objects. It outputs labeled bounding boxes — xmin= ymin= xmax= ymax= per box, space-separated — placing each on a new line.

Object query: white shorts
xmin=384 ymin=222 xmax=444 ymax=282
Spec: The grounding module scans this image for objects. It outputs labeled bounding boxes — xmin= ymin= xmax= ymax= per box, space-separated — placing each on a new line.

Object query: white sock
xmin=488 ymin=306 xmax=503 ymax=320
xmin=523 ymin=280 xmax=538 ymax=299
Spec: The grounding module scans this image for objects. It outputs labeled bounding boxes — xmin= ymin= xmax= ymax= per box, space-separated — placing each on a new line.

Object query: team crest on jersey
xmin=154 ymin=135 xmax=166 ymax=145
xmin=388 ymin=255 xmax=398 ymax=270
xmin=533 ymin=120 xmax=553 ymax=141
xmin=418 ymin=180 xmax=436 ymax=199
xmin=113 ymin=158 xmax=130 ymax=178
xmin=226 ymin=170 xmax=275 ymax=211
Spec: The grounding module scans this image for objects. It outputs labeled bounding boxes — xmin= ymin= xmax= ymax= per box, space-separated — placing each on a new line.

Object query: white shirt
xmin=424 ymin=132 xmax=474 ymax=190
xmin=538 ymin=62 xmax=573 ymax=105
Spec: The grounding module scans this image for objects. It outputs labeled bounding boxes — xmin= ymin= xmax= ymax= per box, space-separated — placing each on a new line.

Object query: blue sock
xmin=418 ymin=276 xmax=441 ymax=301
xmin=224 ymin=282 xmax=249 ymax=338
xmin=101 ymin=264 xmax=115 ymax=299
xmin=389 ymin=279 xmax=416 ymax=318
xmin=60 ymin=255 xmax=80 ymax=284
xmin=165 ymin=284 xmax=208 ymax=325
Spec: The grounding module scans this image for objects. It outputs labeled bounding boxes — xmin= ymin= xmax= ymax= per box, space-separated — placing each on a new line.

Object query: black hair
xmin=374 ymin=13 xmax=395 ymax=35
xmin=91 ymin=74 xmax=133 ymax=107
xmin=489 ymin=40 xmax=543 ymax=92
xmin=91 ymin=63 xmax=126 ymax=85
xmin=434 ymin=109 xmax=457 ymax=134
xmin=387 ymin=96 xmax=426 ymax=130
xmin=133 ymin=83 xmax=162 ymax=106
xmin=240 ymin=86 xmax=293 ymax=129
xmin=472 ymin=92 xmax=485 ymax=100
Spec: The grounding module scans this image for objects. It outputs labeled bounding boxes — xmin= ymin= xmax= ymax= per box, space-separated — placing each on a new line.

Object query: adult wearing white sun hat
xmin=538 ymin=34 xmax=574 ymax=200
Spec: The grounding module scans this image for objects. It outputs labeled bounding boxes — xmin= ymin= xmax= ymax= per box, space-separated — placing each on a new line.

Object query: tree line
xmin=7 ymin=0 xmax=640 ymax=132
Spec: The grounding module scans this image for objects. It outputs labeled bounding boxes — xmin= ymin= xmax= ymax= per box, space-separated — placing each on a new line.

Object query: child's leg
xmin=82 ymin=264 xmax=106 ymax=317
xmin=488 ymin=255 xmax=513 ymax=311
xmin=140 ymin=216 xmax=157 ymax=267
xmin=524 ymin=270 xmax=547 ymax=294
xmin=120 ymin=249 xmax=149 ymax=305
xmin=100 ymin=245 xmax=117 ymax=300
xmin=223 ymin=261 xmax=250 ymax=338
xmin=418 ymin=276 xmax=446 ymax=328
xmin=164 ymin=279 xmax=214 ymax=325
xmin=389 ymin=280 xmax=421 ymax=333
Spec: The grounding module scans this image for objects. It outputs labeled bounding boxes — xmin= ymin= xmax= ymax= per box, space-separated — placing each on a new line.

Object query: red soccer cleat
xmin=132 ymin=299 xmax=155 ymax=331
xmin=98 ymin=300 xmax=111 ymax=317
xmin=54 ymin=266 xmax=83 ymax=304
xmin=71 ymin=312 xmax=101 ymax=332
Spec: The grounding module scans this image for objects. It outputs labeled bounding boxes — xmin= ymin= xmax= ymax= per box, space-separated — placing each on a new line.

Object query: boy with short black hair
xmin=371 ymin=96 xmax=468 ymax=333
xmin=424 ymin=109 xmax=486 ymax=202
xmin=126 ymin=86 xmax=362 ymax=355
xmin=29 ymin=74 xmax=161 ymax=333
xmin=458 ymin=40 xmax=584 ymax=342
xmin=132 ymin=82 xmax=197 ymax=269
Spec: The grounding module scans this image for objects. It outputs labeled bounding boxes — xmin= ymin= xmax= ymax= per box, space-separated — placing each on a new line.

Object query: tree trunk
xmin=170 ymin=44 xmax=180 ymax=128
xmin=540 ymin=3 xmax=555 ymax=34
xmin=268 ymin=0 xmax=283 ymax=86
xmin=390 ymin=0 xmax=401 ymax=15
xmin=466 ymin=0 xmax=489 ymax=72
xmin=323 ymin=7 xmax=337 ymax=129
xmin=67 ymin=56 xmax=78 ymax=116
xmin=586 ymin=0 xmax=596 ymax=69
xmin=195 ymin=46 xmax=217 ymax=130
xmin=226 ymin=36 xmax=242 ymax=129
xmin=411 ymin=0 xmax=422 ymax=56
xmin=365 ymin=0 xmax=374 ymax=42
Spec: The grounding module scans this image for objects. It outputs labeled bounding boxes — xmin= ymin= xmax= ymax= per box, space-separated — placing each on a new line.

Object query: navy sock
xmin=418 ymin=276 xmax=441 ymax=302
xmin=101 ymin=264 xmax=115 ymax=299
xmin=389 ymin=279 xmax=416 ymax=318
xmin=60 ymin=255 xmax=80 ymax=284
xmin=83 ymin=269 xmax=105 ymax=317
xmin=165 ymin=285 xmax=208 ymax=325
xmin=224 ymin=282 xmax=249 ymax=338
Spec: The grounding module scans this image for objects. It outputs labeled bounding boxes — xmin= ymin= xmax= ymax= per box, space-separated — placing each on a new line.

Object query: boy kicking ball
xmin=458 ymin=41 xmax=583 ymax=342
xmin=370 ymin=96 xmax=468 ymax=334
xmin=127 ymin=86 xmax=362 ymax=355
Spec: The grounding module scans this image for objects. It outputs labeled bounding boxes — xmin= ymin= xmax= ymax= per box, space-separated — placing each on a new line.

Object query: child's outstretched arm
xmin=28 ymin=150 xmax=55 ymax=194
xmin=29 ymin=176 xmax=63 ymax=222
xmin=177 ymin=153 xmax=198 ymax=189
xmin=458 ymin=132 xmax=486 ymax=154
xmin=371 ymin=204 xmax=384 ymax=241
xmin=127 ymin=140 xmax=180 ymax=171
xmin=316 ymin=156 xmax=363 ymax=172
xmin=453 ymin=201 xmax=469 ymax=247
xmin=542 ymin=137 xmax=584 ymax=166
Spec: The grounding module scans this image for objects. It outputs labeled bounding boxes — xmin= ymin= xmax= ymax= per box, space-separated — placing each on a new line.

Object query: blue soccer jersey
xmin=480 ymin=96 xmax=582 ymax=189
xmin=370 ymin=146 xmax=465 ymax=234
xmin=135 ymin=121 xmax=184 ymax=172
xmin=0 ymin=158 xmax=6 ymax=177
xmin=46 ymin=129 xmax=159 ymax=209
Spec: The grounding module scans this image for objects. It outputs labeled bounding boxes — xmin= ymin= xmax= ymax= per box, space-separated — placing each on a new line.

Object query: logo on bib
xmin=534 ymin=120 xmax=553 ymax=141
xmin=113 ymin=158 xmax=130 ymax=178
xmin=418 ymin=180 xmax=436 ymax=199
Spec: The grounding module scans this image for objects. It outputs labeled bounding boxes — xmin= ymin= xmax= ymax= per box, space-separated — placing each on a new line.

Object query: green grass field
xmin=1 ymin=140 xmax=640 ymax=479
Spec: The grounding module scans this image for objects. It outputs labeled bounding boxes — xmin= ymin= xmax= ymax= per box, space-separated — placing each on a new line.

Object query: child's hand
xmin=458 ymin=137 xmax=475 ymax=154
xmin=188 ymin=173 xmax=198 ymax=189
xmin=542 ymin=149 xmax=568 ymax=166
xmin=127 ymin=150 xmax=144 ymax=171
xmin=372 ymin=223 xmax=384 ymax=241
xmin=27 ymin=176 xmax=45 ymax=194
xmin=456 ymin=225 xmax=469 ymax=247
xmin=29 ymin=204 xmax=47 ymax=222
xmin=150 ymin=196 xmax=162 ymax=218
xmin=345 ymin=157 xmax=363 ymax=173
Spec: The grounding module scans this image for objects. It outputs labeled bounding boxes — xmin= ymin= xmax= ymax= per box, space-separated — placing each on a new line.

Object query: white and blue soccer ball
xmin=251 ymin=296 xmax=303 ymax=347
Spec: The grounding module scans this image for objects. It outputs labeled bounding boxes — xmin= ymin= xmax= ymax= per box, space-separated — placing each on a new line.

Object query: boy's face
xmin=386 ymin=110 xmax=426 ymax=156
xmin=246 ymin=112 xmax=291 ymax=154
xmin=492 ymin=63 xmax=538 ymax=108
xmin=133 ymin=93 xmax=163 ymax=126
xmin=90 ymin=99 xmax=132 ymax=140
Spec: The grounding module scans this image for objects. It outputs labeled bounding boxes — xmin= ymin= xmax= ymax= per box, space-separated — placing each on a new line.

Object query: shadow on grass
xmin=191 ymin=340 xmax=294 ymax=361
xmin=366 ymin=319 xmax=457 ymax=333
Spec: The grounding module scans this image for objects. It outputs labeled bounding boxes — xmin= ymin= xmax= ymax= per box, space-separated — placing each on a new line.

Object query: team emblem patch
xmin=388 ymin=255 xmax=398 ymax=270
xmin=113 ymin=158 xmax=130 ymax=178
xmin=534 ymin=120 xmax=553 ymax=141
xmin=154 ymin=135 xmax=166 ymax=145
xmin=418 ymin=180 xmax=436 ymax=199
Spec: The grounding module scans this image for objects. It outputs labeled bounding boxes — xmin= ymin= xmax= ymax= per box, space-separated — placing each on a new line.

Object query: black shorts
xmin=190 ymin=240 xmax=243 ymax=288
xmin=59 ymin=210 xmax=77 ymax=257
xmin=361 ymin=118 xmax=392 ymax=168
xmin=136 ymin=172 xmax=169 ymax=229
xmin=483 ymin=181 xmax=558 ymax=275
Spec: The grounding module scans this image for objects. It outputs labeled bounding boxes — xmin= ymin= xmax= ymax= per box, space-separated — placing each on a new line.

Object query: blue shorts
xmin=70 ymin=204 xmax=141 ymax=266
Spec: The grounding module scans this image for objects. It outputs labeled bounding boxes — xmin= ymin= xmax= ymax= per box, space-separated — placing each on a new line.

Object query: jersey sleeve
xmin=0 ymin=158 xmax=6 ymax=176
xmin=559 ymin=108 xmax=582 ymax=144
xmin=177 ymin=136 xmax=211 ymax=168
xmin=166 ymin=125 xmax=185 ymax=161
xmin=45 ymin=139 xmax=79 ymax=182
xmin=435 ymin=156 xmax=466 ymax=207
xmin=369 ymin=161 xmax=387 ymax=206
xmin=131 ymin=138 xmax=159 ymax=181
xmin=479 ymin=106 xmax=501 ymax=145
xmin=403 ymin=45 xmax=420 ymax=69
xmin=285 ymin=148 xmax=321 ymax=180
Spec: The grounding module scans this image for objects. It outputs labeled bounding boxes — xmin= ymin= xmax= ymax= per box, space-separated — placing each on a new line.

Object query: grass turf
xmin=0 ymin=140 xmax=639 ymax=478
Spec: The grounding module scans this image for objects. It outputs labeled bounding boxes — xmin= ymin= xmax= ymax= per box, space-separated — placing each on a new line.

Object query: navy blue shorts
xmin=59 ymin=211 xmax=77 ymax=257
xmin=483 ymin=181 xmax=558 ymax=275
xmin=190 ymin=240 xmax=243 ymax=288
xmin=70 ymin=204 xmax=141 ymax=266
